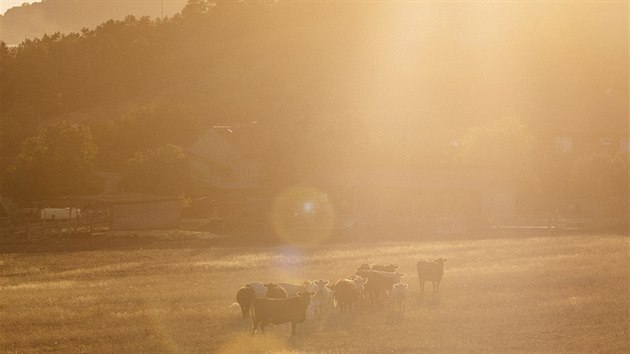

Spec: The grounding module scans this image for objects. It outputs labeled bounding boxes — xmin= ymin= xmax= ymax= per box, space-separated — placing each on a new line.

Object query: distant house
xmin=186 ymin=127 xmax=261 ymax=190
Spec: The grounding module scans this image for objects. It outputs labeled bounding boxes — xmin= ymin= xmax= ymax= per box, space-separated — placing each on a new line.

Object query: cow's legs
xmin=431 ymin=280 xmax=441 ymax=298
xmin=260 ymin=320 xmax=269 ymax=334
xmin=291 ymin=322 xmax=297 ymax=336
xmin=419 ymin=279 xmax=425 ymax=298
xmin=252 ymin=316 xmax=260 ymax=335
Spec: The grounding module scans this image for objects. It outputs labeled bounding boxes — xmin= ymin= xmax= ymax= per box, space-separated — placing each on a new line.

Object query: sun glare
xmin=270 ymin=185 xmax=336 ymax=246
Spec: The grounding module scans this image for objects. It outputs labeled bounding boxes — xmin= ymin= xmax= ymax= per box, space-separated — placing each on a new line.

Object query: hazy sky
xmin=1 ymin=0 xmax=39 ymax=14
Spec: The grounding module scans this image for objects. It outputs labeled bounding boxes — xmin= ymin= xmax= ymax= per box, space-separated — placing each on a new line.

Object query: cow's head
xmin=358 ymin=263 xmax=372 ymax=271
xmin=237 ymin=286 xmax=256 ymax=318
xmin=302 ymin=280 xmax=315 ymax=292
xmin=297 ymin=290 xmax=315 ymax=305
xmin=353 ymin=276 xmax=367 ymax=289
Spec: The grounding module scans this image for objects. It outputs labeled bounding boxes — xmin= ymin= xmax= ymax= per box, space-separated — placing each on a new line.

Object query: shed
xmin=61 ymin=194 xmax=182 ymax=230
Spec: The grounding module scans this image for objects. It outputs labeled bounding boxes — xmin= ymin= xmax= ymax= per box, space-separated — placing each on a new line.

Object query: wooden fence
xmin=0 ymin=210 xmax=111 ymax=238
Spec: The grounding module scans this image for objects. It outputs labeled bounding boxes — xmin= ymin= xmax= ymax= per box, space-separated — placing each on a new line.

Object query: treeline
xmin=0 ymin=2 xmax=449 ymax=177
xmin=0 ymin=1 xmax=627 ymax=217
xmin=0 ymin=0 xmax=187 ymax=45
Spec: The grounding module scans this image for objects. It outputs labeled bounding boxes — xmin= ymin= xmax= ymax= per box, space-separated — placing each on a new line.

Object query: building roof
xmin=187 ymin=129 xmax=241 ymax=167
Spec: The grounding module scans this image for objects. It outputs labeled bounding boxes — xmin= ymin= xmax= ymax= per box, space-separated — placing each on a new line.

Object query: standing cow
xmin=252 ymin=291 xmax=315 ymax=336
xmin=391 ymin=282 xmax=409 ymax=312
xmin=235 ymin=285 xmax=256 ymax=318
xmin=264 ymin=283 xmax=288 ymax=299
xmin=356 ymin=270 xmax=406 ymax=305
xmin=312 ymin=280 xmax=333 ymax=315
xmin=332 ymin=279 xmax=360 ymax=313
xmin=417 ymin=258 xmax=447 ymax=299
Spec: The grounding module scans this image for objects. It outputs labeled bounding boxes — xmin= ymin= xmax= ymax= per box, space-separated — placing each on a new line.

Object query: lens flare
xmin=270 ymin=186 xmax=336 ymax=245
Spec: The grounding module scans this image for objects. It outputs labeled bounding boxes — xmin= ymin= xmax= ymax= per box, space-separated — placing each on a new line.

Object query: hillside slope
xmin=0 ymin=0 xmax=187 ymax=45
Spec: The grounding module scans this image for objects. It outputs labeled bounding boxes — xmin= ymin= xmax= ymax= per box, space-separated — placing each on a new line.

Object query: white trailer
xmin=40 ymin=208 xmax=81 ymax=221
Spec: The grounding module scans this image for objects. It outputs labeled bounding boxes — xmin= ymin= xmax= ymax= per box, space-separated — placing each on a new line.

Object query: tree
xmin=4 ymin=121 xmax=99 ymax=205
xmin=89 ymin=103 xmax=204 ymax=170
xmin=568 ymin=152 xmax=628 ymax=217
xmin=121 ymin=144 xmax=191 ymax=196
xmin=181 ymin=0 xmax=211 ymax=18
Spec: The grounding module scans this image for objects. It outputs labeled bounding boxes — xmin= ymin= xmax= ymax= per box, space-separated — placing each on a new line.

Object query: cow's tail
xmin=228 ymin=302 xmax=240 ymax=309
xmin=251 ymin=299 xmax=257 ymax=324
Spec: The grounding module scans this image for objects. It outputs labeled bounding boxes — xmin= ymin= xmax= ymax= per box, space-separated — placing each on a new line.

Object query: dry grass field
xmin=1 ymin=232 xmax=628 ymax=353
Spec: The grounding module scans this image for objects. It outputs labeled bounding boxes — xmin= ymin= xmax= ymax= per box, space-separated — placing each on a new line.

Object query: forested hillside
xmin=0 ymin=1 xmax=627 ymax=207
xmin=0 ymin=0 xmax=187 ymax=45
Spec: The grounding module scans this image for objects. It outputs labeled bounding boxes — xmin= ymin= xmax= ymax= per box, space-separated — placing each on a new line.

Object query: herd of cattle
xmin=232 ymin=258 xmax=448 ymax=336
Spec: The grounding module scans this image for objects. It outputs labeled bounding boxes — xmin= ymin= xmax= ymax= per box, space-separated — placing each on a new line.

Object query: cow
xmin=358 ymin=263 xmax=372 ymax=271
xmin=252 ymin=291 xmax=315 ymax=336
xmin=371 ymin=264 xmax=399 ymax=272
xmin=332 ymin=279 xmax=360 ymax=313
xmin=347 ymin=274 xmax=368 ymax=304
xmin=391 ymin=282 xmax=408 ymax=312
xmin=244 ymin=282 xmax=267 ymax=298
xmin=235 ymin=285 xmax=256 ymax=318
xmin=356 ymin=270 xmax=406 ymax=304
xmin=278 ymin=281 xmax=315 ymax=297
xmin=312 ymin=280 xmax=333 ymax=315
xmin=417 ymin=258 xmax=447 ymax=298
xmin=264 ymin=283 xmax=288 ymax=299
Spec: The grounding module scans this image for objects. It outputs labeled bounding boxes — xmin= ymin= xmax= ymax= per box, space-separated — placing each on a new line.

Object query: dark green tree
xmin=4 ymin=121 xmax=99 ymax=204
xmin=121 ymin=144 xmax=192 ymax=196
xmin=90 ymin=104 xmax=204 ymax=170
xmin=181 ymin=0 xmax=211 ymax=18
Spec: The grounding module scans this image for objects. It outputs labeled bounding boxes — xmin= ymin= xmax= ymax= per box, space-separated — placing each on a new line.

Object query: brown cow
xmin=371 ymin=264 xmax=399 ymax=272
xmin=264 ymin=283 xmax=288 ymax=299
xmin=252 ymin=291 xmax=315 ymax=336
xmin=417 ymin=258 xmax=447 ymax=298
xmin=235 ymin=285 xmax=256 ymax=318
xmin=356 ymin=270 xmax=406 ymax=304
xmin=333 ymin=279 xmax=361 ymax=313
